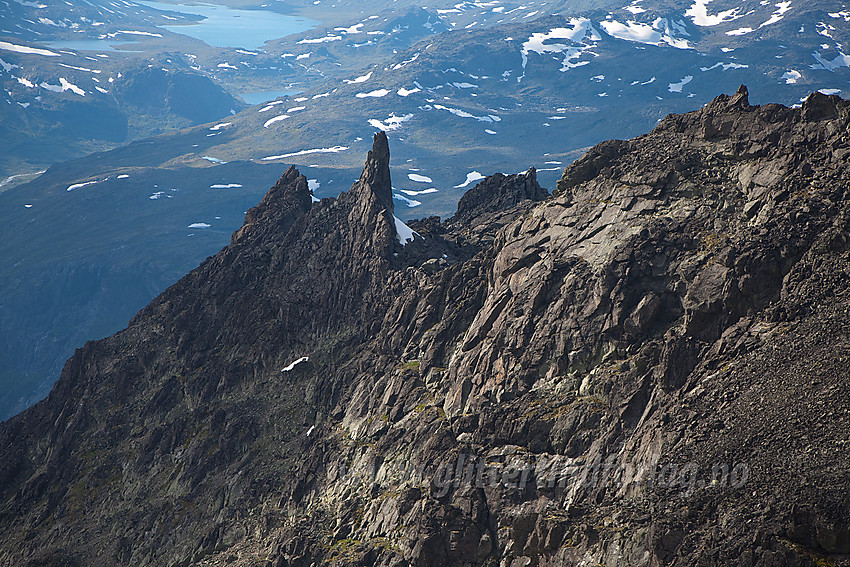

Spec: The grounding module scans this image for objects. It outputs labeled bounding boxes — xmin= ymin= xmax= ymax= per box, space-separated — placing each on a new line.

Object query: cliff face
xmin=2 ymin=88 xmax=850 ymax=567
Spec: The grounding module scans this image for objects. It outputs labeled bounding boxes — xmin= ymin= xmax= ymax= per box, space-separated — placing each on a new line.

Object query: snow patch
xmin=282 ymin=356 xmax=309 ymax=371
xmin=263 ymin=114 xmax=290 ymax=129
xmin=258 ymin=101 xmax=285 ymax=113
xmin=455 ymin=171 xmax=485 ymax=188
xmin=433 ymin=104 xmax=500 ymax=123
xmin=408 ymin=173 xmax=432 ymax=183
xmin=393 ymin=193 xmax=421 ymax=207
xmin=781 ymin=70 xmax=801 ymax=83
xmin=67 ymin=180 xmax=98 ymax=191
xmin=356 ymin=89 xmax=389 ymax=98
xmin=113 ymin=30 xmax=162 ymax=37
xmin=759 ymin=1 xmax=791 ymax=28
xmin=392 ymin=52 xmax=421 ymax=70
xmin=810 ymin=51 xmax=850 ymax=71
xmin=41 ymin=78 xmax=86 ymax=96
xmin=368 ymin=113 xmax=414 ymax=131
xmin=308 ymin=179 xmax=321 ymax=201
xmin=668 ymin=75 xmax=693 ymax=92
xmin=298 ymin=35 xmax=342 ymax=44
xmin=700 ymin=61 xmax=748 ymax=71
xmin=520 ymin=19 xmax=602 ymax=75
xmin=400 ymin=188 xmax=438 ymax=196
xmin=600 ymin=19 xmax=690 ymax=49
xmin=394 ymin=216 xmax=419 ymax=244
xmin=59 ymin=63 xmax=101 ymax=73
xmin=623 ymin=0 xmax=646 ymax=14
xmin=685 ymin=0 xmax=743 ymax=26
xmin=0 ymin=40 xmax=60 ymax=56
xmin=0 ymin=58 xmax=19 ymax=72
xmin=262 ymin=146 xmax=349 ymax=160
xmin=335 ymin=23 xmax=364 ymax=34
xmin=344 ymin=71 xmax=372 ymax=84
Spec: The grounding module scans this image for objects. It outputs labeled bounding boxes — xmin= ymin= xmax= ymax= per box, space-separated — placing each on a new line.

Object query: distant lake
xmin=137 ymin=1 xmax=319 ymax=50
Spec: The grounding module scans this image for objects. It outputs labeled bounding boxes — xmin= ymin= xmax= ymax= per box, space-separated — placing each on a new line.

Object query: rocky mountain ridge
xmin=4 ymin=0 xmax=850 ymax=424
xmin=1 ymin=87 xmax=850 ymax=566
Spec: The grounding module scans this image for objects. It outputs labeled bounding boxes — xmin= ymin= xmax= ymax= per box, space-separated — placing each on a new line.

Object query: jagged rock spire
xmin=730 ymin=84 xmax=749 ymax=108
xmin=701 ymin=84 xmax=750 ymax=116
xmin=351 ymin=131 xmax=394 ymax=215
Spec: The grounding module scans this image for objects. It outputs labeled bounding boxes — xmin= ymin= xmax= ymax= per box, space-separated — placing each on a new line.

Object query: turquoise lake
xmin=136 ymin=1 xmax=319 ymax=50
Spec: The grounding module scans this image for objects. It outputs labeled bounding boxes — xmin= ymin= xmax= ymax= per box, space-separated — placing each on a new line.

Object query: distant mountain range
xmin=0 ymin=0 xmax=848 ymax=419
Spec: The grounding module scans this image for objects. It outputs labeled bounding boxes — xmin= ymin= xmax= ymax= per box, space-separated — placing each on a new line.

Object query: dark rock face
xmin=451 ymin=168 xmax=548 ymax=227
xmin=2 ymin=90 xmax=850 ymax=567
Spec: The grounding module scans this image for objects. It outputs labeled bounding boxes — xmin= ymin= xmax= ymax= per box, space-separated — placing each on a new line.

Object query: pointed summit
xmin=728 ymin=84 xmax=749 ymax=109
xmin=699 ymin=84 xmax=754 ymax=139
xmin=703 ymin=84 xmax=750 ymax=114
xmin=369 ymin=129 xmax=390 ymax=164
xmin=231 ymin=164 xmax=312 ymax=244
xmin=351 ymin=131 xmax=394 ymax=215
